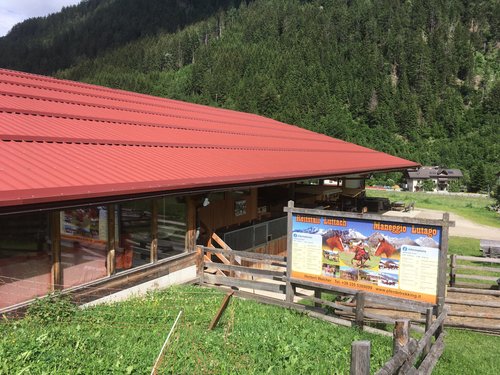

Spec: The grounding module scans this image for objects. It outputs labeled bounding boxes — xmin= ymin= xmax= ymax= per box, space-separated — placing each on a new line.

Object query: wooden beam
xmin=107 ymin=204 xmax=116 ymax=276
xmin=350 ymin=341 xmax=370 ymax=375
xmin=283 ymin=206 xmax=455 ymax=227
xmin=151 ymin=199 xmax=158 ymax=263
xmin=50 ymin=210 xmax=62 ymax=290
xmin=185 ymin=195 xmax=197 ymax=252
xmin=208 ymin=291 xmax=234 ymax=330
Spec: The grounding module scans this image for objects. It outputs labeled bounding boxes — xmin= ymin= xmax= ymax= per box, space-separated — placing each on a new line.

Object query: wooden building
xmin=0 ymin=69 xmax=418 ymax=311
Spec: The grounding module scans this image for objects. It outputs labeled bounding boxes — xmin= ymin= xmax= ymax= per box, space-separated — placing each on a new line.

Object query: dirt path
xmin=383 ymin=208 xmax=500 ymax=241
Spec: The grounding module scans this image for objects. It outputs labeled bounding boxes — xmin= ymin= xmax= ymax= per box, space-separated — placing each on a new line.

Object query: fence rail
xmin=449 ymin=254 xmax=500 ymax=289
xmin=351 ymin=308 xmax=448 ymax=375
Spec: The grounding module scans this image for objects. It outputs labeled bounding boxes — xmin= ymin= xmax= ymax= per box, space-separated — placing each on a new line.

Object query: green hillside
xmin=1 ymin=0 xmax=499 ymax=191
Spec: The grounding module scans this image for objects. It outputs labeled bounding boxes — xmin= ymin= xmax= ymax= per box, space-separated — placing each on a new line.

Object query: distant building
xmin=405 ymin=167 xmax=463 ymax=192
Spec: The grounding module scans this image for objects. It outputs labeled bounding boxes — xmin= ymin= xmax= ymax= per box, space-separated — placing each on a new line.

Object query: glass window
xmin=0 ymin=213 xmax=51 ymax=309
xmin=60 ymin=207 xmax=108 ymax=288
xmin=118 ymin=199 xmax=152 ymax=271
xmin=157 ymin=196 xmax=186 ymax=259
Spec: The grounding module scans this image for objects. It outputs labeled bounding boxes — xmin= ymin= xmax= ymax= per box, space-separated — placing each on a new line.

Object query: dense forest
xmin=1 ymin=0 xmax=498 ymax=191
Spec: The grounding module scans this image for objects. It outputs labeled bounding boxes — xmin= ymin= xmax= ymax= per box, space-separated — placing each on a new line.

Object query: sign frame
xmin=284 ymin=201 xmax=453 ymax=312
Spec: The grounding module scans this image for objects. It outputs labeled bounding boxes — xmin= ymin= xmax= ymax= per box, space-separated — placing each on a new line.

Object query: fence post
xmin=355 ymin=292 xmax=365 ymax=328
xmin=393 ymin=319 xmax=411 ymax=355
xmin=196 ymin=247 xmax=204 ymax=284
xmin=314 ymin=289 xmax=322 ymax=308
xmin=450 ymin=254 xmax=456 ymax=287
xmin=350 ymin=341 xmax=370 ymax=375
xmin=424 ymin=307 xmax=433 ymax=356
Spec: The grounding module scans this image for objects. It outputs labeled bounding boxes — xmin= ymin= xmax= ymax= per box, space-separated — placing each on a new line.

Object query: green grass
xmin=0 ymin=286 xmax=393 ymax=374
xmin=448 ymin=237 xmax=481 ymax=256
xmin=366 ymin=190 xmax=499 ymax=228
xmin=433 ymin=329 xmax=500 ymax=375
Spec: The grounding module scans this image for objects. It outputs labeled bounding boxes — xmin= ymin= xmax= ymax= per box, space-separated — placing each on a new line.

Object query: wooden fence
xmin=198 ymin=244 xmax=450 ymax=373
xmin=449 ymin=254 xmax=500 ymax=289
xmin=351 ymin=309 xmax=448 ymax=375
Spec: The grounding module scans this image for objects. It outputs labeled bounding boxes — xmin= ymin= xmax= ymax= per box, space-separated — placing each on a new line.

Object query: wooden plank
xmin=410 ymin=309 xmax=447 ymax=362
xmin=185 ymin=196 xmax=197 ymax=252
xmin=455 ymin=274 xmax=499 ymax=281
xmin=454 ymin=264 xmax=500 ymax=273
xmin=451 ymin=281 xmax=498 ymax=289
xmin=448 ymin=310 xmax=500 ymax=319
xmin=151 ymin=199 xmax=158 ymax=263
xmin=291 ymin=277 xmax=432 ymax=313
xmin=107 ymin=204 xmax=116 ymax=276
xmin=436 ymin=213 xmax=449 ymax=316
xmin=355 ymin=292 xmax=366 ymax=328
xmin=376 ymin=339 xmax=418 ymax=375
xmin=393 ymin=319 xmax=411 ymax=355
xmin=50 ymin=210 xmax=62 ymax=290
xmin=208 ymin=291 xmax=234 ymax=330
xmin=443 ymin=321 xmax=500 ymax=331
xmin=424 ymin=308 xmax=433 ymax=356
xmin=455 ymin=255 xmax=500 ymax=264
xmin=205 ymin=262 xmax=285 ymax=279
xmin=417 ymin=332 xmax=445 ymax=375
xmin=283 ymin=206 xmax=455 ymax=227
xmin=445 ymin=298 xmax=500 ymax=308
xmin=449 ymin=254 xmax=456 ymax=287
xmin=201 ymin=246 xmax=286 ymax=262
xmin=350 ymin=341 xmax=371 ymax=375
xmin=203 ymin=274 xmax=286 ymax=294
xmin=300 ymin=295 xmax=355 ymax=313
xmin=364 ymin=293 xmax=432 ymax=314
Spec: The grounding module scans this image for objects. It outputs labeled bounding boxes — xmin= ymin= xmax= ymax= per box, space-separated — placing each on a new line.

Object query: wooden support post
xmin=424 ymin=307 xmax=433 ymax=356
xmin=314 ymin=289 xmax=322 ymax=308
xmin=151 ymin=199 xmax=158 ymax=263
xmin=107 ymin=204 xmax=116 ymax=276
xmin=285 ymin=200 xmax=295 ymax=303
xmin=449 ymin=254 xmax=456 ymax=287
xmin=393 ymin=319 xmax=411 ymax=355
xmin=185 ymin=196 xmax=197 ymax=252
xmin=355 ymin=292 xmax=365 ymax=328
xmin=208 ymin=291 xmax=234 ymax=330
xmin=229 ymin=251 xmax=235 ymax=278
xmin=196 ymin=246 xmax=204 ymax=283
xmin=50 ymin=210 xmax=62 ymax=290
xmin=350 ymin=341 xmax=370 ymax=375
xmin=436 ymin=213 xmax=450 ymax=316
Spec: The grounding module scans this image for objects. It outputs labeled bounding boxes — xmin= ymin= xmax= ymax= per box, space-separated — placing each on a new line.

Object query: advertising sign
xmin=290 ymin=213 xmax=442 ymax=303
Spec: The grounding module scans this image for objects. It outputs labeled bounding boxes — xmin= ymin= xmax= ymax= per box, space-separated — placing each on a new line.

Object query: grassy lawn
xmin=366 ymin=190 xmax=499 ymax=228
xmin=434 ymin=329 xmax=500 ymax=375
xmin=0 ymin=285 xmax=393 ymax=374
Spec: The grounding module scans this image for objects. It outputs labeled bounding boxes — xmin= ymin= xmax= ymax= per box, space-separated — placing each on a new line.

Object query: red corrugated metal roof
xmin=0 ymin=68 xmax=419 ymax=210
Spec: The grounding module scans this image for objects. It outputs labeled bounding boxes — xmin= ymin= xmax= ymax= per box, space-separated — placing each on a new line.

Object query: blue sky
xmin=0 ymin=0 xmax=81 ymax=37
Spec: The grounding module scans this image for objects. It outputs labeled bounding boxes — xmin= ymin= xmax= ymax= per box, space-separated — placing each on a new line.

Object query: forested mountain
xmin=1 ymin=0 xmax=498 ymax=191
xmin=0 ymin=0 xmax=243 ymax=74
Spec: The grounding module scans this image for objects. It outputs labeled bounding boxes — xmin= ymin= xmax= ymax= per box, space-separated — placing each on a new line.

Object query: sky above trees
xmin=0 ymin=0 xmax=81 ymax=36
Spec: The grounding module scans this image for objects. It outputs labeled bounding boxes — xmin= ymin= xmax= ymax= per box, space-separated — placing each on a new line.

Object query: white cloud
xmin=0 ymin=0 xmax=82 ymax=37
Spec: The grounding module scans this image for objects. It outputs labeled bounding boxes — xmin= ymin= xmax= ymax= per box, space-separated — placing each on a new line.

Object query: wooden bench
xmin=480 ymin=239 xmax=500 ymax=258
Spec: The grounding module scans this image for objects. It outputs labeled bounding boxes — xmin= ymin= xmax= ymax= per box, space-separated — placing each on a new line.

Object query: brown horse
xmin=326 ymin=234 xmax=345 ymax=251
xmin=374 ymin=238 xmax=397 ymax=258
xmin=351 ymin=245 xmax=370 ymax=267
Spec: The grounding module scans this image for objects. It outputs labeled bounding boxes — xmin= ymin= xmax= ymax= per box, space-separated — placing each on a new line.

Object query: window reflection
xmin=0 ymin=213 xmax=51 ymax=308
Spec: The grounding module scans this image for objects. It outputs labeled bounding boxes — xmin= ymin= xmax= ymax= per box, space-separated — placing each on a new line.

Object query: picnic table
xmin=480 ymin=239 xmax=500 ymax=258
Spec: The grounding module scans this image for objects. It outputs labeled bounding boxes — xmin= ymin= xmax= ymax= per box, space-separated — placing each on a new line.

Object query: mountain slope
xmin=0 ymin=0 xmax=243 ymax=74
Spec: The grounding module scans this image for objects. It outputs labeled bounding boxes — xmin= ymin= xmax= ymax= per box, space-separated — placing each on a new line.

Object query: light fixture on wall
xmin=202 ymin=197 xmax=210 ymax=207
